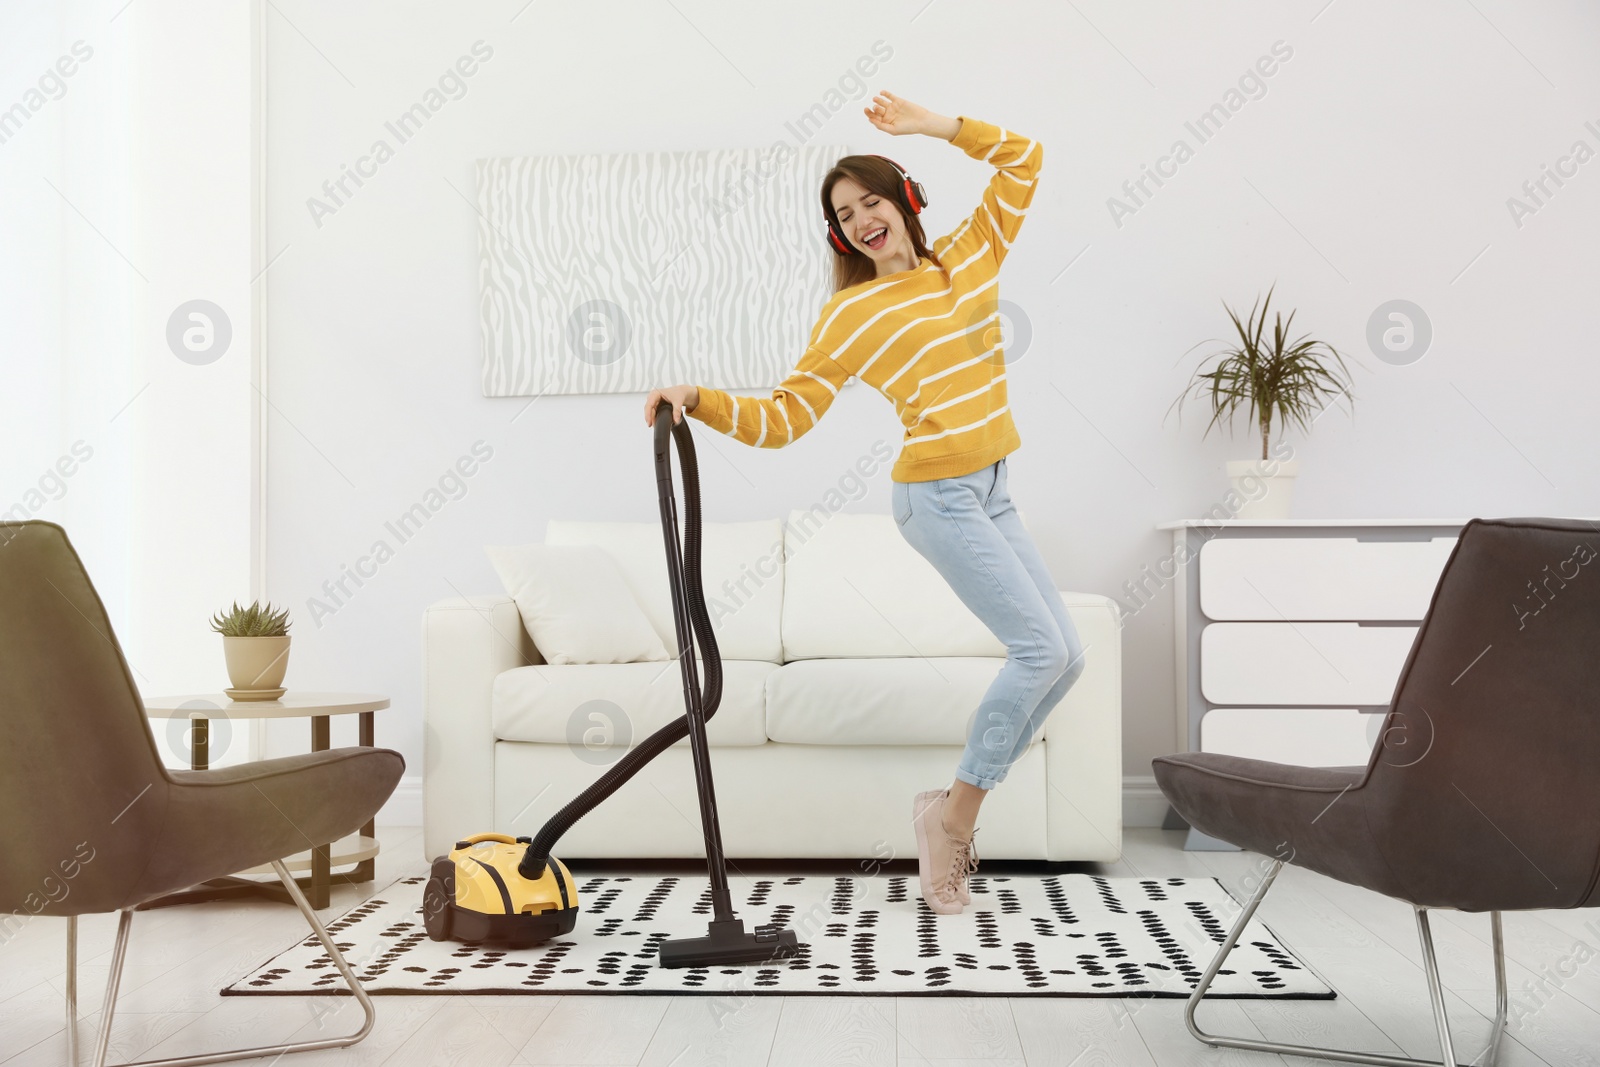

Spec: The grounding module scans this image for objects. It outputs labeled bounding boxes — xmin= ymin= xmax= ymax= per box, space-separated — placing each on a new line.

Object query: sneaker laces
xmin=939 ymin=826 xmax=980 ymax=897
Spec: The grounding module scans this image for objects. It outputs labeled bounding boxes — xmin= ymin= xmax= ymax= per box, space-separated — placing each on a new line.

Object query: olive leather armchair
xmin=1154 ymin=517 xmax=1600 ymax=1067
xmin=0 ymin=520 xmax=405 ymax=1067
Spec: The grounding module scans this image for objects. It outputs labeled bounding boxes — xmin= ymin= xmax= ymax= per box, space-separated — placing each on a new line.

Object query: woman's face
xmin=830 ymin=176 xmax=909 ymax=268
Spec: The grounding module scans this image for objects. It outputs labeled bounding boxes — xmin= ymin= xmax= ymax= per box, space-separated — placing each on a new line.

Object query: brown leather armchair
xmin=1154 ymin=516 xmax=1600 ymax=1067
xmin=0 ymin=520 xmax=405 ymax=1067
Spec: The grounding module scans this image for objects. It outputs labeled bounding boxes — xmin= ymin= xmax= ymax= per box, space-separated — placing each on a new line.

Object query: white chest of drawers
xmin=1157 ymin=518 xmax=1466 ymax=850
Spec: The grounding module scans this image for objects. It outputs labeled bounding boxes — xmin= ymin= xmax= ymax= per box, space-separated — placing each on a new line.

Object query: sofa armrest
xmin=1043 ymin=590 xmax=1123 ymax=862
xmin=422 ymin=594 xmax=536 ymax=860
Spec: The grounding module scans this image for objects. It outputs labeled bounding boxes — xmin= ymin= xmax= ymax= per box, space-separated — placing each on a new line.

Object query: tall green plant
xmin=1168 ymin=285 xmax=1359 ymax=460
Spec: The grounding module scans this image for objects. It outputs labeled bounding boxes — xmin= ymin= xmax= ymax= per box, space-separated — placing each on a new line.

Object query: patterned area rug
xmin=224 ymin=873 xmax=1333 ymax=998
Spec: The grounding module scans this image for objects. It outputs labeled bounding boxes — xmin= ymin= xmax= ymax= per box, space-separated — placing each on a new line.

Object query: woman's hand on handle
xmin=645 ymin=384 xmax=700 ymax=427
xmin=863 ymin=90 xmax=960 ymax=141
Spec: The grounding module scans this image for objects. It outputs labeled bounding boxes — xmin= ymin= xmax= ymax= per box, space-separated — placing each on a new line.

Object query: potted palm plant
xmin=210 ymin=600 xmax=292 ymax=699
xmin=1167 ymin=285 xmax=1360 ymax=518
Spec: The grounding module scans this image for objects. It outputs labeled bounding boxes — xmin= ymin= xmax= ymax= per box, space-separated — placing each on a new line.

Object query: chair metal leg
xmin=1184 ymin=859 xmax=1509 ymax=1067
xmin=1487 ymin=910 xmax=1507 ymax=1066
xmin=1416 ymin=906 xmax=1468 ymax=1067
xmin=66 ymin=915 xmax=78 ymax=1067
xmin=91 ymin=910 xmax=134 ymax=1067
xmin=71 ymin=858 xmax=375 ymax=1067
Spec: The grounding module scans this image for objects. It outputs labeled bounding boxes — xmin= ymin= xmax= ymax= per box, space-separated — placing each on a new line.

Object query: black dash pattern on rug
xmin=224 ymin=873 xmax=1333 ymax=998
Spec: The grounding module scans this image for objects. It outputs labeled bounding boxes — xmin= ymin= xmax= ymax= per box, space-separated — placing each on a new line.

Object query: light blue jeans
xmin=891 ymin=457 xmax=1086 ymax=790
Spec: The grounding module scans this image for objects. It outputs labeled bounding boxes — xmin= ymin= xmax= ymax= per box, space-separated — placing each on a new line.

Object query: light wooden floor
xmin=3 ymin=827 xmax=1594 ymax=1067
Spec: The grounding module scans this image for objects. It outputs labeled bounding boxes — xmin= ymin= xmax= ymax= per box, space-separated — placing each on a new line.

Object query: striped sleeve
xmin=943 ymin=116 xmax=1042 ymax=270
xmin=687 ymin=344 xmax=852 ymax=448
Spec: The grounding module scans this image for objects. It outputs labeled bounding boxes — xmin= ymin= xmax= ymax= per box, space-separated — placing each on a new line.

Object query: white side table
xmin=141 ymin=691 xmax=390 ymax=909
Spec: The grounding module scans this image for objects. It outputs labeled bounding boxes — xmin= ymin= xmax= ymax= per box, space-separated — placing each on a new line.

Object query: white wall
xmin=0 ymin=4 xmax=65 ymax=518
xmin=2 ymin=0 xmax=256 ymax=769
xmin=14 ymin=1 xmax=1591 ymax=823
xmin=261 ymin=0 xmax=1600 ymax=808
xmin=124 ymin=0 xmax=259 ymax=762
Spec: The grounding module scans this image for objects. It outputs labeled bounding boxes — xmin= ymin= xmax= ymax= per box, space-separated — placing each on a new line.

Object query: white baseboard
xmin=1122 ymin=775 xmax=1173 ymax=828
xmin=378 ymin=774 xmax=423 ymax=827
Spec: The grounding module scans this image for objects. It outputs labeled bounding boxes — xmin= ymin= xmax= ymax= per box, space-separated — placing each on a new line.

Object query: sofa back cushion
xmin=782 ymin=510 xmax=1005 ymax=660
xmin=546 ymin=518 xmax=784 ymax=663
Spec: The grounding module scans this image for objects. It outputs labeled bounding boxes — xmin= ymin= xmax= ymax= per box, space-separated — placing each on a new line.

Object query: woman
xmin=645 ymin=91 xmax=1085 ymax=914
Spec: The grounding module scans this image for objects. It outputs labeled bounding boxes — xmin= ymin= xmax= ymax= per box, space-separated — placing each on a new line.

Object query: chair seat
xmin=1152 ymin=752 xmax=1408 ymax=902
xmin=129 ymin=747 xmax=405 ymax=908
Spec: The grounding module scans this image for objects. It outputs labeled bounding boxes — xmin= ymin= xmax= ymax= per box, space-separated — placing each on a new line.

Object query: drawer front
xmin=1200 ymin=622 xmax=1416 ymax=705
xmin=1201 ymin=707 xmax=1381 ymax=767
xmin=1199 ymin=537 xmax=1456 ymax=620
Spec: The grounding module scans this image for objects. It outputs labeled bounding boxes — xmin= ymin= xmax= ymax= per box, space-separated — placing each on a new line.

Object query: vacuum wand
xmin=652 ymin=399 xmax=798 ymax=966
xmin=519 ymin=399 xmax=799 ymax=968
xmin=514 ymin=403 xmax=726 ymax=884
xmin=656 ymin=459 xmax=734 ymax=924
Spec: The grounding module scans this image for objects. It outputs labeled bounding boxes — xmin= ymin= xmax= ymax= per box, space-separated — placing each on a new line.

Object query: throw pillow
xmin=485 ymin=543 xmax=669 ymax=665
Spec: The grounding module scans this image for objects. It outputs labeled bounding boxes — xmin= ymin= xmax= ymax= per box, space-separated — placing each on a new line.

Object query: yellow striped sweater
xmin=687 ymin=115 xmax=1041 ymax=482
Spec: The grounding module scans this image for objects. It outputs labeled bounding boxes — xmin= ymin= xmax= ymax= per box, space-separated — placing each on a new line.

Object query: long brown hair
xmin=821 ymin=155 xmax=934 ymax=294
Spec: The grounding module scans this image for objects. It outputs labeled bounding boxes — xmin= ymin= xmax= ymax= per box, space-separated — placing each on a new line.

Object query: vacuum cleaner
xmin=424 ymin=398 xmax=801 ymax=969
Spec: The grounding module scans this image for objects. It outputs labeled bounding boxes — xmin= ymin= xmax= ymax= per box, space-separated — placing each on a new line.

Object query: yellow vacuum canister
xmin=423 ymin=832 xmax=578 ymax=947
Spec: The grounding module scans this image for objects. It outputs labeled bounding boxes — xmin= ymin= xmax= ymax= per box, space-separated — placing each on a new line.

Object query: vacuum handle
xmin=457 ymin=832 xmax=517 ymax=847
xmin=654 ymin=398 xmax=676 ymax=460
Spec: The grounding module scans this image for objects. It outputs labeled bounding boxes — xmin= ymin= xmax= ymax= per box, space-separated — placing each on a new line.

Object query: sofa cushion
xmin=485 ymin=543 xmax=669 ymax=665
xmin=782 ymin=511 xmax=1005 ymax=660
xmin=546 ymin=519 xmax=784 ymax=664
xmin=492 ymin=658 xmax=771 ymax=748
xmin=765 ymin=657 xmax=1042 ymax=747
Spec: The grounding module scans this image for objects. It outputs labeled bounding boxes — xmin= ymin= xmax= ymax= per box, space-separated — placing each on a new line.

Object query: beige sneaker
xmin=912 ymin=789 xmax=963 ymax=914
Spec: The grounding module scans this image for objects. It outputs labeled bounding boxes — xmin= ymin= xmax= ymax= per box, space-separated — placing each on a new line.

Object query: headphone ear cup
xmin=825 ymin=216 xmax=853 ymax=255
xmin=869 ymin=154 xmax=925 ymax=215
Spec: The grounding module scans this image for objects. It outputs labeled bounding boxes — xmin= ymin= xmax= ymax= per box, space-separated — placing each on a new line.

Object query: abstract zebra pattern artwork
xmin=226 ymin=873 xmax=1334 ymax=998
xmin=475 ymin=143 xmax=848 ymax=397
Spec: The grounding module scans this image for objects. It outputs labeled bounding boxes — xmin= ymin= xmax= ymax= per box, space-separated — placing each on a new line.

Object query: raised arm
xmin=942 ymin=115 xmax=1043 ymax=270
xmin=686 ymin=343 xmax=853 ymax=448
xmin=859 ymin=93 xmax=1043 ymax=272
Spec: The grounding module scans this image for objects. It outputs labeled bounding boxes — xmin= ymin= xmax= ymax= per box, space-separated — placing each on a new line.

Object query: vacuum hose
xmin=519 ymin=400 xmax=722 ymax=881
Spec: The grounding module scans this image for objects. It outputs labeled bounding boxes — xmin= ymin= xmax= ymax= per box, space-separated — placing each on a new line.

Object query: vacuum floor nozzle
xmin=658 ymin=918 xmax=801 ymax=969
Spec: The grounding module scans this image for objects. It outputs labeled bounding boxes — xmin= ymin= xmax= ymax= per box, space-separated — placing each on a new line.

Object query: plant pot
xmin=1226 ymin=459 xmax=1299 ymax=519
xmin=223 ymin=635 xmax=291 ymax=691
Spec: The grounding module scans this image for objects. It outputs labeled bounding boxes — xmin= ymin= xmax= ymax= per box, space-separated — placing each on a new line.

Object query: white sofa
xmin=422 ymin=510 xmax=1122 ymax=864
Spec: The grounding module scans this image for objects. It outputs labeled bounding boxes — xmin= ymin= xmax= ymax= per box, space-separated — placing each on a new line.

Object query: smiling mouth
xmin=862 ymin=226 xmax=887 ymax=250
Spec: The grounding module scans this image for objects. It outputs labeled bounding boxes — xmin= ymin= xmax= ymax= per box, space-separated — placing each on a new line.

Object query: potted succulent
xmin=1167 ymin=285 xmax=1360 ymax=518
xmin=210 ymin=600 xmax=292 ymax=699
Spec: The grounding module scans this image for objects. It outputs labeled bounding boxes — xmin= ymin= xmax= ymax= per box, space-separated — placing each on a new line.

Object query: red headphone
xmin=825 ymin=154 xmax=928 ymax=257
